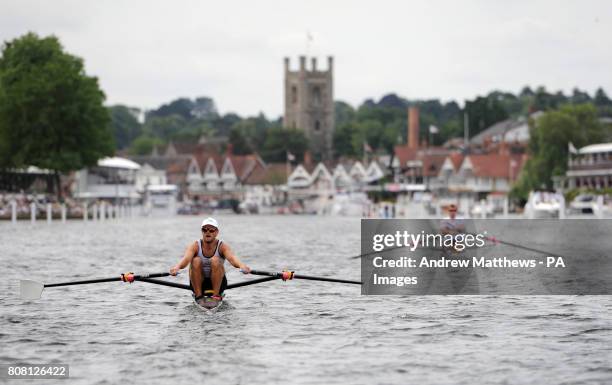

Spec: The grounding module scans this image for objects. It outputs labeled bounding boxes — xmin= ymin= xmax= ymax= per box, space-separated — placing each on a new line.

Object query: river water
xmin=1 ymin=215 xmax=611 ymax=384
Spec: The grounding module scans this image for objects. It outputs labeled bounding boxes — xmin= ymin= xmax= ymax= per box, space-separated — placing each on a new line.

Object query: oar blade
xmin=20 ymin=280 xmax=44 ymax=300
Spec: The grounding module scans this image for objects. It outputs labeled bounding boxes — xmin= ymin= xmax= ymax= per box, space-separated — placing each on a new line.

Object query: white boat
xmin=146 ymin=184 xmax=178 ymax=207
xmin=524 ymin=191 xmax=564 ymax=218
xmin=569 ymin=194 xmax=597 ymax=214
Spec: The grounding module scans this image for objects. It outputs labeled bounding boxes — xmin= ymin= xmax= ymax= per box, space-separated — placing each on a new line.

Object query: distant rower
xmin=170 ymin=217 xmax=250 ymax=306
xmin=440 ymin=203 xmax=465 ymax=235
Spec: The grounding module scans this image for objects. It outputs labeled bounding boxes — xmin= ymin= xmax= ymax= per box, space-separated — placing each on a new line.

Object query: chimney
xmin=311 ymin=57 xmax=317 ymax=71
xmin=408 ymin=106 xmax=419 ymax=149
xmin=299 ymin=56 xmax=306 ymax=72
xmin=327 ymin=56 xmax=333 ymax=72
xmin=284 ymin=57 xmax=290 ymax=72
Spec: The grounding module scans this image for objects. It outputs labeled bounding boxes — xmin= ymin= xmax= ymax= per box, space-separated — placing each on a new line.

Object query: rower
xmin=440 ymin=203 xmax=465 ymax=235
xmin=169 ymin=217 xmax=250 ymax=304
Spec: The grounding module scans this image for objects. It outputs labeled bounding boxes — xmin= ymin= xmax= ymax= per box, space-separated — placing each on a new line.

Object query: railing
xmin=567 ymin=161 xmax=612 ymax=171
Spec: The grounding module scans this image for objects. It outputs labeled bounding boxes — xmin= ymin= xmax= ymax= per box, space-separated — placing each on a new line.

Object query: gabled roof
xmin=349 ymin=161 xmax=367 ymax=180
xmin=448 ymin=153 xmax=465 ymax=170
xmin=394 ymin=145 xmax=419 ymax=167
xmin=470 ymin=112 xmax=542 ymax=146
xmin=461 ymin=154 xmax=526 ymax=179
xmin=288 ymin=164 xmax=311 ymax=187
xmin=310 ymin=163 xmax=333 ymax=184
xmin=365 ymin=161 xmax=385 ymax=182
xmin=420 ymin=153 xmax=448 ymax=177
xmin=332 ymin=164 xmax=351 ymax=183
xmin=203 ymin=158 xmax=220 ymax=180
xmin=221 ymin=158 xmax=237 ymax=181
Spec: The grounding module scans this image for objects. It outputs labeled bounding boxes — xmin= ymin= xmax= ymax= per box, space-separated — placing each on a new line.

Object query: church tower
xmin=284 ymin=56 xmax=335 ymax=160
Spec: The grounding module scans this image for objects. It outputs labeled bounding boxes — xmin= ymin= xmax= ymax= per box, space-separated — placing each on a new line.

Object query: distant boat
xmin=524 ymin=191 xmax=564 ymax=218
xmin=146 ymin=184 xmax=177 ymax=208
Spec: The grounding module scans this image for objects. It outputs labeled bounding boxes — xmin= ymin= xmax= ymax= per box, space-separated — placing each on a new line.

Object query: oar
xmin=137 ymin=276 xmax=281 ymax=290
xmin=20 ymin=272 xmax=171 ymax=300
xmin=249 ymin=270 xmax=362 ymax=285
xmin=483 ymin=235 xmax=570 ymax=260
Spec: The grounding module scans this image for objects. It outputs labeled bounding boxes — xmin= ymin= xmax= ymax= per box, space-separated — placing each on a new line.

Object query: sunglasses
xmin=201 ymin=228 xmax=217 ymax=233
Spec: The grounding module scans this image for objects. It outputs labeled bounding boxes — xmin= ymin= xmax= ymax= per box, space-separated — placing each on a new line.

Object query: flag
xmin=429 ymin=125 xmax=439 ymax=134
xmin=287 ymin=151 xmax=296 ymax=161
xmin=363 ymin=141 xmax=373 ymax=153
xmin=568 ymin=142 xmax=577 ymax=154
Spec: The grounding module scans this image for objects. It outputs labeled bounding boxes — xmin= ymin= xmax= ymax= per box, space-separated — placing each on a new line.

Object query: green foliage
xmin=147 ymin=97 xmax=217 ymax=121
xmin=129 ymin=135 xmax=163 ymax=155
xmin=334 ymin=101 xmax=355 ymax=127
xmin=229 ymin=114 xmax=272 ymax=151
xmin=143 ymin=115 xmax=187 ymax=140
xmin=333 ymin=95 xmax=463 ymax=157
xmin=0 ymin=32 xmax=113 ymax=182
xmin=109 ymin=105 xmax=142 ymax=149
xmin=512 ymin=104 xmax=604 ymax=199
xmin=464 ymin=96 xmax=510 ymax=137
xmin=261 ymin=127 xmax=308 ymax=162
xmin=228 ymin=126 xmax=252 ymax=155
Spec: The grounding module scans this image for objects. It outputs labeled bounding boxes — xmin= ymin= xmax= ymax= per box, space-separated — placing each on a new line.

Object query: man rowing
xmin=169 ymin=217 xmax=250 ymax=306
xmin=439 ymin=203 xmax=466 ymax=236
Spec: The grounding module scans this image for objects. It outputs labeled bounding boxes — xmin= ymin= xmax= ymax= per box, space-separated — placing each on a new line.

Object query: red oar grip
xmin=121 ymin=272 xmax=135 ymax=283
xmin=281 ymin=271 xmax=294 ymax=281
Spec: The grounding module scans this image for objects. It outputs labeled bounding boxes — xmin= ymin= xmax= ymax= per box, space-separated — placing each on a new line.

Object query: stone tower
xmin=284 ymin=56 xmax=334 ymax=160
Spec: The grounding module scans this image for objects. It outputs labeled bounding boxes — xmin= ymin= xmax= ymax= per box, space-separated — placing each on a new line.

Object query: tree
xmin=109 ymin=105 xmax=142 ymax=150
xmin=129 ymin=135 xmax=163 ymax=155
xmin=594 ymin=88 xmax=612 ymax=107
xmin=143 ymin=114 xmax=186 ymax=141
xmin=334 ymin=101 xmax=355 ymax=127
xmin=228 ymin=126 xmax=252 ymax=154
xmin=192 ymin=97 xmax=218 ymax=119
xmin=464 ymin=96 xmax=509 ymax=137
xmin=261 ymin=127 xmax=308 ymax=162
xmin=512 ymin=104 xmax=603 ymax=199
xmin=0 ymin=33 xmax=113 ymax=198
xmin=571 ymin=88 xmax=591 ymax=105
xmin=333 ymin=122 xmax=359 ymax=157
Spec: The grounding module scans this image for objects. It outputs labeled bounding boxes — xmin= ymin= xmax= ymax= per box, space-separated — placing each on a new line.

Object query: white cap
xmin=201 ymin=217 xmax=219 ymax=230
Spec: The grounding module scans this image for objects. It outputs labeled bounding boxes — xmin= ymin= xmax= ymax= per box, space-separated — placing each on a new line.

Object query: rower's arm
xmin=171 ymin=242 xmax=197 ymax=274
xmin=221 ymin=243 xmax=250 ymax=273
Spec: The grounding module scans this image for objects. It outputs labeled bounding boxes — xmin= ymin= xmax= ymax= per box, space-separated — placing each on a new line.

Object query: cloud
xmin=1 ymin=0 xmax=611 ymax=117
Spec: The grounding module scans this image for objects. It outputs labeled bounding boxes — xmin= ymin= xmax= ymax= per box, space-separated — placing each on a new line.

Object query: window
xmin=314 ymin=120 xmax=321 ymax=131
xmin=312 ymin=86 xmax=321 ymax=105
xmin=291 ymin=86 xmax=297 ymax=104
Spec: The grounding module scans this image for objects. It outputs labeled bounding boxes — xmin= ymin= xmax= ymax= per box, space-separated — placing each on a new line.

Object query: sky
xmin=1 ymin=0 xmax=611 ymax=118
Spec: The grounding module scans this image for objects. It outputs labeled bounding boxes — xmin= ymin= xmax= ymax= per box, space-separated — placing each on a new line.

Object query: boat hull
xmin=193 ymin=296 xmax=224 ymax=313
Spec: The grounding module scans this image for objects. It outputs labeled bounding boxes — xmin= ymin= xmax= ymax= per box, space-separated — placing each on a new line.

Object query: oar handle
xmin=45 ymin=272 xmax=171 ymax=288
xmin=249 ymin=270 xmax=362 ymax=285
xmin=292 ymin=274 xmax=362 ymax=285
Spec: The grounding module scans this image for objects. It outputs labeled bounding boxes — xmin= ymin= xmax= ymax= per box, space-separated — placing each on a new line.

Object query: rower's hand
xmin=169 ymin=265 xmax=181 ymax=276
xmin=240 ymin=266 xmax=251 ymax=274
